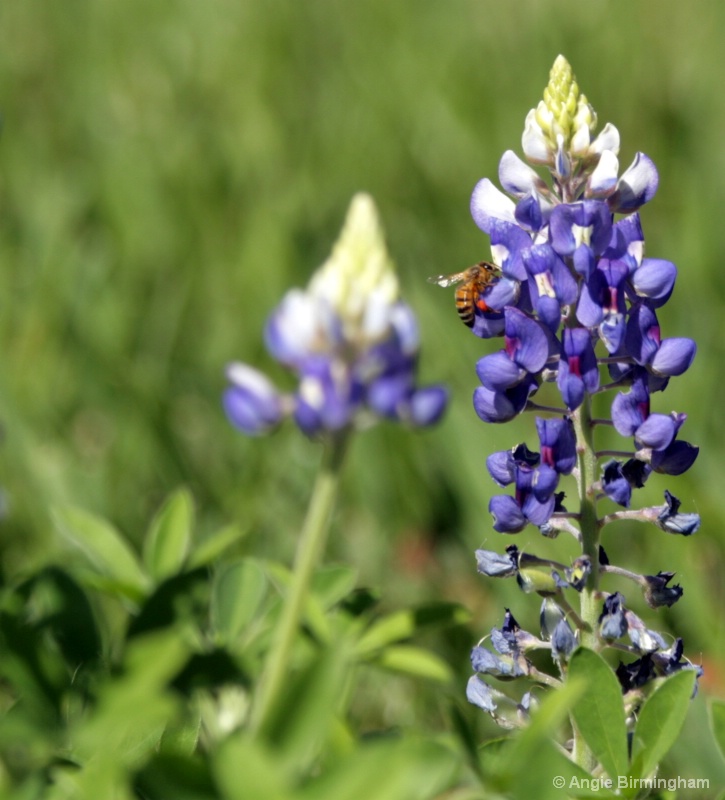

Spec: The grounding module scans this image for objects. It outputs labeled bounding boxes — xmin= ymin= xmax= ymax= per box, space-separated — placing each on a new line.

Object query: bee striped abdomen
xmin=455 ymin=286 xmax=476 ymax=327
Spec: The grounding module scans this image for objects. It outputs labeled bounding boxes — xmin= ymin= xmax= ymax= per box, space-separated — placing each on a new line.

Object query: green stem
xmin=571 ymin=396 xmax=601 ymax=772
xmin=251 ymin=433 xmax=348 ymax=735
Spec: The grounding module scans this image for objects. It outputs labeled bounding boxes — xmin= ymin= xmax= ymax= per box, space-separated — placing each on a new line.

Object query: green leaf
xmin=568 ymin=647 xmax=629 ymax=783
xmin=374 ymin=645 xmax=453 ymax=683
xmin=212 ymin=736 xmax=291 ymax=800
xmin=711 ymin=699 xmax=725 ymax=764
xmin=143 ymin=487 xmax=194 ymax=581
xmin=298 ymin=738 xmax=458 ymax=800
xmin=187 ymin=523 xmax=246 ymax=569
xmin=311 ymin=564 xmax=358 ymax=609
xmin=490 ymin=677 xmax=618 ymax=800
xmin=211 ymin=559 xmax=267 ymax=645
xmin=53 ymin=505 xmax=148 ymax=601
xmin=355 ymin=602 xmax=470 ymax=656
xmin=629 ymin=669 xmax=696 ymax=781
xmin=265 ymin=644 xmax=351 ymax=772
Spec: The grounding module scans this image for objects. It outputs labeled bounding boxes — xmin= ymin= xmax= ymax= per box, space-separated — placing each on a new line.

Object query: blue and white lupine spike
xmin=608 ymin=152 xmax=659 ymax=213
xmin=224 ymin=363 xmax=285 ymax=436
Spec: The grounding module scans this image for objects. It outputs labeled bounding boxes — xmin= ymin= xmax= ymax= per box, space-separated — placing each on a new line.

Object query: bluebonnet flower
xmin=459 ymin=56 xmax=702 ymax=732
xmin=225 ymin=194 xmax=447 ymax=439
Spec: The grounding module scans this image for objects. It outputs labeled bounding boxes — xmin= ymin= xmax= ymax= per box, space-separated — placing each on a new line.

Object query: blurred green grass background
xmin=1 ymin=0 xmax=724 ymax=784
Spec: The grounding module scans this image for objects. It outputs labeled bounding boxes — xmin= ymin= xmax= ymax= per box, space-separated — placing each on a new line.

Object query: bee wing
xmin=427 ymin=272 xmax=465 ymax=287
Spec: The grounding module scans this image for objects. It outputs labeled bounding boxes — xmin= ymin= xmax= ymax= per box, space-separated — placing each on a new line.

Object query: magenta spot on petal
xmin=568 ymin=355 xmax=582 ymax=378
xmin=541 ymin=445 xmax=554 ymax=468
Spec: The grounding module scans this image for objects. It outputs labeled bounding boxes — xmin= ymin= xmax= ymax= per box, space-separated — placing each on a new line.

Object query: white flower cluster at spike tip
xmin=522 ymin=55 xmax=620 ymax=187
xmin=308 ymin=193 xmax=402 ymax=348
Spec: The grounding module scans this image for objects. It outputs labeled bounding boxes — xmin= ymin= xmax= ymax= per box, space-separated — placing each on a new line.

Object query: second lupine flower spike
xmin=225 ymin=194 xmax=448 ymax=439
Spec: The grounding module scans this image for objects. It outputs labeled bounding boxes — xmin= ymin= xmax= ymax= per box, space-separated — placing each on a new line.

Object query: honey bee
xmin=427 ymin=261 xmax=499 ymax=327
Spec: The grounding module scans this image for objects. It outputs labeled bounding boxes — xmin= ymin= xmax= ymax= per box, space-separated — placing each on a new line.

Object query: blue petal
xmin=408 ymin=385 xmax=448 ymax=426
xmin=489 ymin=494 xmax=527 ymax=532
xmin=486 ymin=451 xmax=516 ymax=486
xmin=651 ymin=338 xmax=696 ymax=377
xmin=504 ymin=307 xmax=549 ymax=373
xmin=651 ymin=441 xmax=699 ymax=475
xmin=635 ymin=413 xmax=676 ymax=450
xmin=476 ymin=351 xmax=525 ymax=391
xmin=466 ymin=675 xmax=497 ymax=712
xmin=631 ymin=259 xmax=677 ymax=306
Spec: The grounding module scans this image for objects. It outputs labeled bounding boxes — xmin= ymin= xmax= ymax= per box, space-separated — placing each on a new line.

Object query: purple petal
xmin=532 ymin=464 xmax=559 ymax=500
xmin=224 ymin=364 xmax=283 ymax=435
xmin=486 ymin=450 xmax=516 ymax=486
xmin=489 ymin=494 xmax=527 ymax=533
xmin=408 ymin=385 xmax=449 ymax=426
xmin=504 ymin=307 xmax=549 ymax=374
xmin=625 ymin=304 xmax=660 ymax=366
xmin=466 ymin=675 xmax=497 ymax=712
xmin=611 ymin=390 xmax=646 ymax=438
xmin=488 ymin=219 xmax=531 ymax=281
xmin=650 ymin=338 xmax=696 ymax=377
xmin=602 ymin=461 xmax=632 ymax=507
xmin=635 ymin=413 xmax=676 ymax=450
xmin=605 ymin=214 xmax=644 ymax=270
xmin=476 ymin=351 xmax=525 ymax=391
xmin=521 ymin=493 xmax=555 ymax=526
xmin=631 ymin=259 xmax=677 ymax=306
xmin=651 ymin=441 xmax=699 ymax=475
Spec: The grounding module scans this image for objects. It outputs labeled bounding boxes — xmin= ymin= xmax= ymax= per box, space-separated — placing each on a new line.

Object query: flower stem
xmin=251 ymin=433 xmax=348 ymax=735
xmin=571 ymin=397 xmax=601 ymax=771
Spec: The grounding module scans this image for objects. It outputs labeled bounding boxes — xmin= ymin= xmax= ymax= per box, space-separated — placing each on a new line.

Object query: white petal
xmin=498 ymin=150 xmax=547 ymax=197
xmin=521 ymin=109 xmax=551 ymax=164
xmin=586 ymin=149 xmax=619 ymax=197
xmin=470 ymin=178 xmax=516 ymax=234
xmin=589 ymin=123 xmax=620 ymax=156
